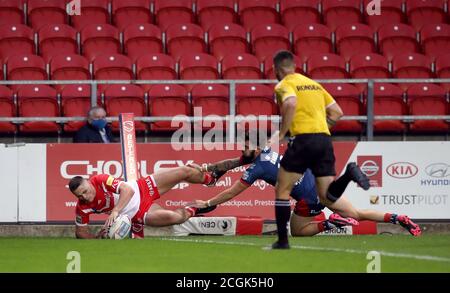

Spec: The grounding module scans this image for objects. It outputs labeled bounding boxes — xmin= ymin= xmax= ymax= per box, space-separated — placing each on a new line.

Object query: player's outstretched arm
xmin=196 ymin=181 xmax=249 ymax=208
xmin=203 ymin=157 xmax=242 ymax=173
xmin=104 ymin=183 xmax=135 ymax=227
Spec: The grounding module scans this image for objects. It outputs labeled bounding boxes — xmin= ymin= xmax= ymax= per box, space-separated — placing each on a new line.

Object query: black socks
xmin=275 ymin=199 xmax=291 ymax=244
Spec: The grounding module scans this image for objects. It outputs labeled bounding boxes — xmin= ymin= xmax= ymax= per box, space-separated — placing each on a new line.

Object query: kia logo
xmin=122 ymin=121 xmax=134 ymax=132
xmin=425 ymin=163 xmax=450 ymax=178
xmin=386 ymin=162 xmax=418 ymax=179
xmin=360 ymin=160 xmax=379 ymax=177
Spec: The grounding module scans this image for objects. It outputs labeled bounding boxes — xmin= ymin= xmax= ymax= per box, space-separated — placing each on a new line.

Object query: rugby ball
xmin=107 ymin=214 xmax=132 ymax=240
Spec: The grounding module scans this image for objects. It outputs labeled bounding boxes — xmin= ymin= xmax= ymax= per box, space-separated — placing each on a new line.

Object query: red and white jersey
xmin=75 ymin=174 xmax=141 ymax=226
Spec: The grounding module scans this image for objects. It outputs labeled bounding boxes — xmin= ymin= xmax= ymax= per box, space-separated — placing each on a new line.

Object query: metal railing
xmin=0 ymin=78 xmax=449 ymax=141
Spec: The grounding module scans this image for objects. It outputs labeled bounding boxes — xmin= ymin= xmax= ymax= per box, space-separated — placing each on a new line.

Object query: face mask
xmin=91 ymin=118 xmax=107 ymax=130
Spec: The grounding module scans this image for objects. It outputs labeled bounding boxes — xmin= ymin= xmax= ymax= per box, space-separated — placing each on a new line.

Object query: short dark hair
xmin=273 ymin=50 xmax=294 ymax=68
xmin=69 ymin=176 xmax=85 ymax=193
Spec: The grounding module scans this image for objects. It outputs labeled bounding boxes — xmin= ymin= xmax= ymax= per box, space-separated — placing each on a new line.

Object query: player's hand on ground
xmin=96 ymin=227 xmax=108 ymax=239
xmin=104 ymin=210 xmax=119 ymax=229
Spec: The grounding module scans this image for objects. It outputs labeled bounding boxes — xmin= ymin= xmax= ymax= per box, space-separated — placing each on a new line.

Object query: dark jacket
xmin=73 ymin=123 xmax=115 ymax=143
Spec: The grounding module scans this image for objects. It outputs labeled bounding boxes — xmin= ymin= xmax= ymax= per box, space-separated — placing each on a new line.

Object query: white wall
xmin=0 ymin=145 xmax=18 ymax=222
xmin=17 ymin=144 xmax=47 ymax=222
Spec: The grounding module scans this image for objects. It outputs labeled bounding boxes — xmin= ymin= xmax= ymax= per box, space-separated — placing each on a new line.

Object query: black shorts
xmin=280 ymin=133 xmax=336 ymax=177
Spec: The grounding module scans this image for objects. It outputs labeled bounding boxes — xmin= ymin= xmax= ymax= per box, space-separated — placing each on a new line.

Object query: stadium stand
xmin=123 ymin=24 xmax=163 ymax=61
xmin=0 ymin=0 xmax=24 ymax=26
xmin=0 ymin=0 xmax=448 ymax=138
xmin=372 ymin=83 xmax=408 ymax=133
xmin=292 ymin=23 xmax=333 ymax=63
xmin=0 ymin=85 xmax=15 ymax=133
xmin=61 ymin=84 xmax=94 ymax=132
xmin=191 ymin=83 xmax=230 ymax=130
xmin=104 ymin=84 xmax=147 ymax=131
xmin=81 ymin=24 xmax=121 ymax=61
xmin=197 ymin=0 xmax=237 ymax=30
xmin=38 ymin=24 xmax=78 ymax=62
xmin=208 ymin=23 xmax=249 ymax=60
xmin=323 ymin=83 xmax=363 ymax=133
xmin=27 ymin=0 xmax=67 ymax=30
xmin=0 ymin=24 xmax=35 ymax=62
xmin=280 ymin=0 xmax=321 ymax=31
xmin=112 ymin=0 xmax=153 ymax=30
xmin=148 ymin=84 xmax=190 ymax=131
xmin=165 ymin=23 xmax=206 ymax=60
xmin=17 ymin=85 xmax=59 ymax=133
xmin=70 ymin=0 xmax=110 ymax=30
xmin=154 ymin=0 xmax=195 ymax=31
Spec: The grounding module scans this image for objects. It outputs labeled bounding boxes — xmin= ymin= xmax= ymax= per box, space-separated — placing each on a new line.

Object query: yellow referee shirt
xmin=274 ymin=73 xmax=336 ymax=136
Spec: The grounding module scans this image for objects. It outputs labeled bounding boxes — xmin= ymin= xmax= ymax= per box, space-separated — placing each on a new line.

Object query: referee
xmin=269 ymin=51 xmax=370 ymax=249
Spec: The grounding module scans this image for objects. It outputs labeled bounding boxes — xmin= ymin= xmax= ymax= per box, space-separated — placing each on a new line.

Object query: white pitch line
xmin=160 ymin=237 xmax=450 ymax=263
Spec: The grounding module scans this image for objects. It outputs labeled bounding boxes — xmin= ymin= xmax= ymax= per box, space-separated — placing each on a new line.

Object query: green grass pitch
xmin=1 ymin=235 xmax=449 ymax=272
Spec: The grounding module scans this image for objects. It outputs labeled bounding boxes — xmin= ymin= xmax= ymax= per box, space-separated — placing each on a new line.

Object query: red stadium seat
xmin=0 ymin=0 xmax=24 ymax=26
xmin=191 ymin=84 xmax=230 ymax=130
xmin=0 ymin=24 xmax=35 ymax=62
xmin=280 ymin=0 xmax=321 ymax=31
xmin=61 ymin=84 xmax=93 ymax=132
xmin=7 ymin=54 xmax=47 ymax=91
xmin=38 ymin=24 xmax=78 ymax=62
xmin=222 ymin=53 xmax=262 ymax=79
xmin=307 ymin=53 xmax=348 ymax=79
xmin=17 ymin=85 xmax=59 ymax=133
xmin=378 ymin=23 xmax=419 ymax=61
xmin=93 ymin=54 xmax=134 ymax=91
xmin=363 ymin=0 xmax=404 ymax=30
xmin=350 ymin=53 xmax=390 ymax=78
xmin=166 ymin=23 xmax=206 ymax=60
xmin=208 ymin=23 xmax=248 ymax=61
xmin=392 ymin=53 xmax=434 ymax=90
xmin=123 ymin=24 xmax=163 ymax=61
xmin=407 ymin=84 xmax=449 ymax=132
xmin=179 ymin=53 xmax=219 ymax=91
xmin=238 ymin=0 xmax=279 ymax=31
xmin=335 ymin=24 xmax=376 ymax=62
xmin=81 ymin=24 xmax=121 ymax=61
xmin=322 ymin=0 xmax=362 ymax=31
xmin=197 ymin=0 xmax=237 ymax=30
xmin=179 ymin=53 xmax=219 ymax=80
xmin=0 ymin=85 xmax=16 ymax=133
xmin=27 ymin=0 xmax=67 ymax=29
xmin=323 ymin=83 xmax=363 ymax=133
xmin=70 ymin=0 xmax=110 ymax=30
xmin=50 ymin=54 xmax=91 ymax=88
xmin=372 ymin=83 xmax=407 ymax=133
xmin=264 ymin=55 xmax=303 ymax=79
xmin=148 ymin=84 xmax=190 ymax=131
xmin=112 ymin=0 xmax=152 ymax=30
xmin=236 ymin=84 xmax=277 ymax=131
xmin=436 ymin=54 xmax=450 ymax=91
xmin=251 ymin=24 xmax=290 ymax=62
xmin=420 ymin=23 xmax=450 ymax=60
xmin=154 ymin=0 xmax=194 ymax=31
xmin=349 ymin=53 xmax=390 ymax=92
xmin=104 ymin=84 xmax=147 ymax=131
xmin=407 ymin=0 xmax=446 ymax=30
xmin=136 ymin=54 xmax=177 ymax=91
xmin=293 ymin=24 xmax=333 ymax=63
